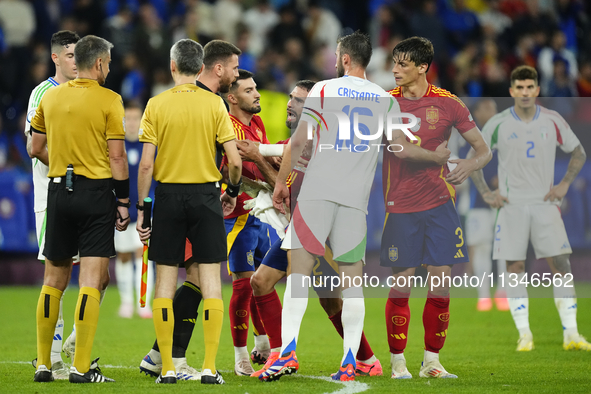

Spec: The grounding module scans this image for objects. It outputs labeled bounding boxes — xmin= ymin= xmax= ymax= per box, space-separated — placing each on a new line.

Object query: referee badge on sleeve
xmin=389 ymin=246 xmax=398 ymax=262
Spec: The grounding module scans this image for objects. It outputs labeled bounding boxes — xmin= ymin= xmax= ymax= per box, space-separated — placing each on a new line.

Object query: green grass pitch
xmin=1 ymin=284 xmax=590 ymax=393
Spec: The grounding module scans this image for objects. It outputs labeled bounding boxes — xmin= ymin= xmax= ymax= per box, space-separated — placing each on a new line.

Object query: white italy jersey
xmin=24 ymin=77 xmax=58 ymax=212
xmin=482 ymin=105 xmax=580 ymax=205
xmin=297 ymin=76 xmax=400 ymax=213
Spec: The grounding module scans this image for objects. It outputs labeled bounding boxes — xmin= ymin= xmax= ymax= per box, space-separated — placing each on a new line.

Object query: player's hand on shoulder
xmin=221 ymin=192 xmax=237 ymax=216
xmin=544 ymin=181 xmax=569 ymax=203
xmin=434 ymin=141 xmax=451 ymax=166
xmin=482 ymin=189 xmax=508 ymax=208
xmin=237 ymin=140 xmax=261 ymax=162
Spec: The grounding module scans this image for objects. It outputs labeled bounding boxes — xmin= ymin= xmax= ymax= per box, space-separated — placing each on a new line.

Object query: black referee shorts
xmin=44 ymin=176 xmax=116 ymax=261
xmin=149 ymin=182 xmax=227 ymax=265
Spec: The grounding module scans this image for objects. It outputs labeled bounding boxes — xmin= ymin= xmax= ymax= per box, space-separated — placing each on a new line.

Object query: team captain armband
xmin=30 ymin=126 xmax=45 ymax=134
xmin=226 ymin=178 xmax=242 ymax=198
xmin=259 ymin=144 xmax=285 ymax=157
xmin=113 ymin=178 xmax=130 ymax=199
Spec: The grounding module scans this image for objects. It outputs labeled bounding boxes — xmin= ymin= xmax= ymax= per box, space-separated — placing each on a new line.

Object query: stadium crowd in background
xmin=1 ymin=0 xmax=591 ymax=171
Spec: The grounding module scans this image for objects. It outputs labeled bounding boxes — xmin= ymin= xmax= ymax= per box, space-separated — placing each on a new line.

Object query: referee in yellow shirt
xmin=136 ymin=38 xmax=242 ymax=384
xmin=30 ymin=35 xmax=130 ymax=383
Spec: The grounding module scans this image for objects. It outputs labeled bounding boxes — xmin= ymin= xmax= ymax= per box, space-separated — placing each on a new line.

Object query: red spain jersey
xmin=383 ymin=84 xmax=476 ymax=213
xmin=223 ymin=113 xmax=270 ymax=219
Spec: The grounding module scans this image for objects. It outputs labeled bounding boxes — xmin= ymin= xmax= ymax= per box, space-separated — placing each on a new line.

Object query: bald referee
xmin=30 ymin=35 xmax=130 ymax=383
xmin=136 ymin=38 xmax=242 ymax=385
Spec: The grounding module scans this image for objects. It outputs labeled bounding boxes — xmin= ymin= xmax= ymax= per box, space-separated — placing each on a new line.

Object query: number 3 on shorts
xmin=455 ymin=227 xmax=464 ymax=248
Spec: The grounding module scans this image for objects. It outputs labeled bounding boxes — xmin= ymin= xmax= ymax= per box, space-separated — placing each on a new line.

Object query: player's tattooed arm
xmin=545 ymin=144 xmax=586 ymax=202
xmin=563 ymin=144 xmax=586 ymax=185
xmin=470 ymin=169 xmax=508 ymax=208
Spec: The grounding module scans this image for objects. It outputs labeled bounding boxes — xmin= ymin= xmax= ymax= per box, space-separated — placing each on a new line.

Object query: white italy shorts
xmin=465 ymin=208 xmax=496 ymax=246
xmin=493 ymin=203 xmax=572 ymax=261
xmin=114 ymin=221 xmax=143 ymax=253
xmin=35 ymin=210 xmax=80 ymax=263
xmin=285 ymin=200 xmax=367 ymax=263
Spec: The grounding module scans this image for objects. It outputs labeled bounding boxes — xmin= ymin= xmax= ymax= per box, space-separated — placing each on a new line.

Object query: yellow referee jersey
xmin=30 ymin=78 xmax=125 ymax=179
xmin=139 ymin=83 xmax=235 ymax=184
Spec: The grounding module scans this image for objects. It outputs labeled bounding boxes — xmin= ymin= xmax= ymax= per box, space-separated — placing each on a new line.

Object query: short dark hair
xmin=74 ymin=35 xmax=113 ymax=71
xmin=295 ymin=80 xmax=315 ymax=92
xmin=392 ymin=36 xmax=434 ymax=72
xmin=203 ymin=40 xmax=242 ymax=68
xmin=170 ymin=39 xmax=204 ymax=75
xmin=337 ymin=30 xmax=372 ymax=68
xmin=50 ymin=30 xmax=80 ymax=54
xmin=229 ymin=69 xmax=254 ymax=91
xmin=510 ymin=65 xmax=538 ymax=85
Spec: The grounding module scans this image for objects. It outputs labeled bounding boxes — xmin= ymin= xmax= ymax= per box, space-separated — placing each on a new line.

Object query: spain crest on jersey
xmin=247 ymin=251 xmax=254 ymax=266
xmin=389 ymin=247 xmax=398 ymax=262
xmin=426 ymin=108 xmax=439 ymax=124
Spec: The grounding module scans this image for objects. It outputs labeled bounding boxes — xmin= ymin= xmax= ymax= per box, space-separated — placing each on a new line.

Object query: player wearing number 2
xmin=471 ymin=65 xmax=590 ymax=352
xmin=381 ymin=36 xmax=492 ymax=379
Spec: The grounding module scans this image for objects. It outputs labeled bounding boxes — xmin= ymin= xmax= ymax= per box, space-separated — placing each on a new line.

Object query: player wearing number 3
xmin=381 ymin=37 xmax=492 ymax=379
xmin=471 ymin=65 xmax=590 ymax=352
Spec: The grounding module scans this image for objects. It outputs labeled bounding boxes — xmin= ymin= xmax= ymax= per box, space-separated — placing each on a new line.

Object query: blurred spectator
xmin=184 ymin=0 xmax=217 ymax=40
xmin=282 ymin=37 xmax=316 ymax=82
xmin=498 ymin=0 xmax=528 ymax=20
xmin=478 ymin=0 xmax=512 ymax=39
xmin=554 ymin=0 xmax=588 ymax=53
xmin=576 ymin=60 xmax=591 ymax=97
xmin=133 ymin=4 xmax=172 ymax=86
xmin=410 ymin=0 xmax=448 ymax=64
xmin=453 ymin=41 xmax=480 ymax=95
xmin=0 ymin=0 xmax=36 ymax=99
xmin=0 ymin=0 xmax=36 ymax=48
xmin=213 ymin=0 xmax=243 ymax=43
xmin=538 ymin=30 xmax=578 ymax=95
xmin=439 ymin=0 xmax=482 ymax=55
xmin=480 ymin=39 xmax=509 ymax=96
xmin=172 ymin=6 xmax=214 ymax=44
xmin=120 ymin=53 xmax=146 ymax=102
xmin=505 ymin=33 xmax=537 ymax=70
xmin=370 ymin=5 xmax=408 ymax=49
xmin=510 ymin=0 xmax=557 ymax=47
xmin=243 ymin=0 xmax=279 ymax=57
xmin=151 ymin=67 xmax=174 ymax=97
xmin=547 ymin=58 xmax=577 ymax=98
xmin=268 ymin=4 xmax=306 ymax=53
xmin=0 ymin=116 xmax=28 ymax=172
xmin=71 ymin=0 xmax=104 ymax=36
xmin=235 ymin=24 xmax=257 ymax=73
xmin=103 ymin=6 xmax=136 ymax=58
xmin=303 ymin=0 xmax=342 ymax=50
